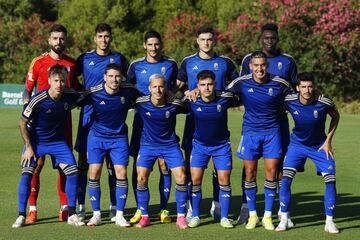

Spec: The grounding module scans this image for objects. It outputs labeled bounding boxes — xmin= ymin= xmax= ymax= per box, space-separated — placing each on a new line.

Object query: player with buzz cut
xmin=13 ymin=64 xmax=84 ymax=228
xmin=176 ymin=26 xmax=239 ymax=221
xmin=77 ymin=63 xmax=138 ymax=227
xmin=134 ymin=74 xmax=188 ymax=229
xmin=276 ymin=72 xmax=340 ymax=233
xmin=185 ymin=70 xmax=240 ymax=229
xmin=237 ymin=23 xmax=297 ymax=226
xmin=22 ymin=24 xmax=82 ymax=224
xmin=75 ymin=23 xmax=129 ymax=221
xmin=127 ymin=30 xmax=178 ymax=224
xmin=226 ymin=51 xmax=293 ymax=231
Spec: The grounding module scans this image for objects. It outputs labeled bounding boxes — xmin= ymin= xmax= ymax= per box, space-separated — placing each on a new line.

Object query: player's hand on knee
xmin=21 ymin=147 xmax=35 ymax=166
xmin=318 ymin=141 xmax=333 ymax=160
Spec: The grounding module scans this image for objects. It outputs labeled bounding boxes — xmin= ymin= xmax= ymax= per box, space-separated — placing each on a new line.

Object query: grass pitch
xmin=0 ymin=108 xmax=359 ymax=240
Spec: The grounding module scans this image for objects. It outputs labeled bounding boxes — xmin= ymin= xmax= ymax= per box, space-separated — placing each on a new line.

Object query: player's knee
xmin=137 ymin=175 xmax=148 ymax=186
xmin=283 ymin=168 xmax=296 ymax=180
xmin=159 ymin=161 xmax=170 ymax=175
xmin=244 ymin=169 xmax=256 ymax=181
xmin=63 ymin=165 xmax=78 ymax=176
xmin=175 ymin=173 xmax=186 ymax=185
xmin=323 ymin=173 xmax=336 ymax=184
xmin=22 ymin=166 xmax=35 ymax=175
xmin=218 ymin=177 xmax=230 ymax=186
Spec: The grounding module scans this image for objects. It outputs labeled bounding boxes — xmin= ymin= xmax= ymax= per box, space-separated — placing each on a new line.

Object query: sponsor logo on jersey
xmin=196 ymin=107 xmax=202 ymax=112
xmin=268 ymin=87 xmax=273 ymax=96
xmin=293 ymin=110 xmax=299 ymax=115
xmin=165 ymin=111 xmax=170 ymax=118
xmin=64 ymin=102 xmax=68 ymax=110
xmin=27 ymin=73 xmax=34 ymax=82
xmin=67 ymin=66 xmax=71 ymax=72
xmin=89 ymin=61 xmax=95 ymax=66
xmin=328 ymin=165 xmax=334 ymax=170
xmin=192 ymin=65 xmax=199 ymax=71
xmin=141 ymin=69 xmax=147 ymax=74
xmin=313 ymin=110 xmax=318 ymax=118
xmin=217 ymin=104 xmax=222 ymax=112
xmin=146 ymin=111 xmax=151 ymax=116
xmin=100 ymin=101 xmax=106 ymax=105
xmin=221 ymin=194 xmax=230 ymax=198
xmin=214 ymin=62 xmax=218 ymax=70
xmin=248 ymin=88 xmax=254 ymax=93
xmin=110 ymin=58 xmax=114 ymax=63
xmin=23 ymin=107 xmax=32 ymax=117
xmin=89 ymin=196 xmax=97 ymax=201
xmin=164 ymin=188 xmax=170 ymax=193
xmin=278 ymin=62 xmax=282 ymax=70
xmin=121 ymin=96 xmax=125 ymax=104
xmin=161 ymin=67 xmax=166 ymax=75
xmin=46 ymin=109 xmax=52 ymax=114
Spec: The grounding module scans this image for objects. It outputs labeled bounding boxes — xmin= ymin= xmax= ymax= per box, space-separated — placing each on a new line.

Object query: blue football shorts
xmin=283 ymin=142 xmax=335 ymax=175
xmin=137 ymin=143 xmax=185 ymax=170
xmin=237 ymin=132 xmax=283 ymax=160
xmin=87 ymin=131 xmax=129 ymax=166
xmin=190 ymin=139 xmax=232 ymax=170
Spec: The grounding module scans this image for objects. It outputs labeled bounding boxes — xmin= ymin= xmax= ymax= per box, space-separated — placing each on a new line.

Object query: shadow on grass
xmin=33 ymin=192 xmax=359 ymax=231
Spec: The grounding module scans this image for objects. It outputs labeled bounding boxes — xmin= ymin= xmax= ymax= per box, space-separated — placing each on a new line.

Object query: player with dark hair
xmin=22 ymin=24 xmax=82 ymax=224
xmin=13 ymin=65 xmax=84 ymax=228
xmin=134 ymin=74 xmax=188 ymax=229
xmin=227 ymin=51 xmax=293 ymax=230
xmin=176 ymin=26 xmax=239 ymax=220
xmin=237 ymin=23 xmax=297 ymax=225
xmin=75 ymin=23 xmax=129 ymax=221
xmin=186 ymin=70 xmax=240 ymax=229
xmin=77 ymin=64 xmax=138 ymax=227
xmin=276 ymin=72 xmax=340 ymax=233
xmin=127 ymin=30 xmax=178 ymax=224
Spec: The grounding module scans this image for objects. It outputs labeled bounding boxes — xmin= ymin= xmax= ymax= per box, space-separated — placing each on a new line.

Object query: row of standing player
xmin=14 ymin=22 xmax=340 ymax=233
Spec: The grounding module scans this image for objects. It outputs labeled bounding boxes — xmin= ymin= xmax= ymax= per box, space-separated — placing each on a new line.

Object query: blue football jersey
xmin=76 ymin=49 xmax=129 ymax=125
xmin=135 ymin=96 xmax=184 ymax=146
xmin=186 ymin=92 xmax=239 ymax=146
xmin=22 ymin=89 xmax=79 ymax=143
xmin=127 ymin=56 xmax=178 ymax=95
xmin=240 ymin=52 xmax=297 ymax=86
xmin=285 ymin=94 xmax=336 ymax=148
xmin=76 ymin=50 xmax=129 ymax=89
xmin=227 ymin=74 xmax=293 ymax=134
xmin=79 ymin=83 xmax=138 ymax=139
xmin=177 ymin=53 xmax=238 ymax=91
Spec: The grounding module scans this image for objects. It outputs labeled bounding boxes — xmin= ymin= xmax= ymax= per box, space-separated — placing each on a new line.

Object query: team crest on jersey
xmin=313 ymin=110 xmax=318 ymax=118
xmin=217 ymin=104 xmax=222 ymax=112
xmin=268 ymin=88 xmax=273 ymax=96
xmin=278 ymin=62 xmax=282 ymax=70
xmin=161 ymin=67 xmax=166 ymax=75
xmin=110 ymin=58 xmax=115 ymax=63
xmin=121 ymin=96 xmax=125 ymax=104
xmin=64 ymin=102 xmax=68 ymax=110
xmin=165 ymin=111 xmax=170 ymax=118
xmin=214 ymin=63 xmax=219 ymax=71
